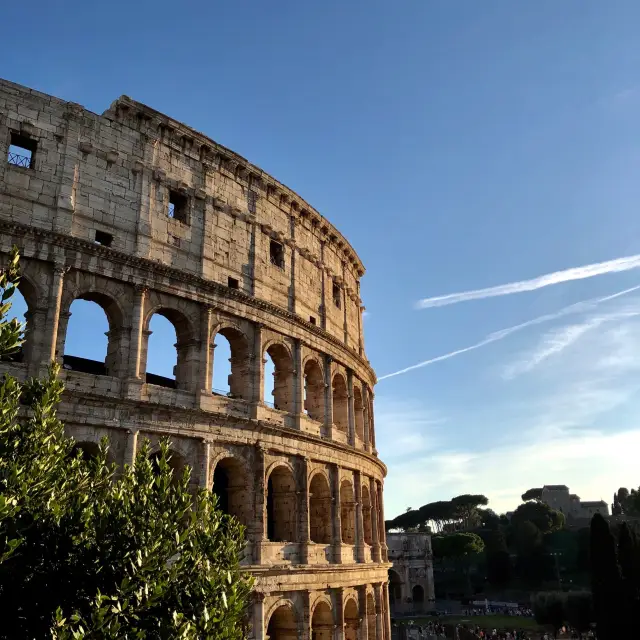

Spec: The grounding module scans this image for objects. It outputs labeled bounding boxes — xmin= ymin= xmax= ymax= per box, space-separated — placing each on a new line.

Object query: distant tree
xmin=617 ymin=523 xmax=640 ymax=635
xmin=477 ymin=508 xmax=501 ymax=530
xmin=419 ymin=501 xmax=456 ymax=533
xmin=511 ymin=500 xmax=564 ymax=533
xmin=521 ymin=488 xmax=543 ymax=502
xmin=451 ymin=494 xmax=489 ymax=530
xmin=533 ymin=592 xmax=565 ymax=638
xmin=432 ymin=532 xmax=485 ymax=560
xmin=484 ymin=529 xmax=512 ymax=587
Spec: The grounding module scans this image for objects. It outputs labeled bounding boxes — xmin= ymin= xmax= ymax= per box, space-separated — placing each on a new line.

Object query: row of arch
xmin=7 ymin=267 xmax=376 ymax=448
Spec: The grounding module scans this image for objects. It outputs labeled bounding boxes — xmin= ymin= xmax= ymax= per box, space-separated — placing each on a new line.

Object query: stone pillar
xmin=42 ymin=264 xmax=67 ymax=368
xmin=331 ymin=463 xmax=342 ymax=564
xmin=369 ymin=477 xmax=381 ymax=563
xmin=299 ymin=455 xmax=311 ymax=564
xmin=301 ymin=590 xmax=311 ymax=640
xmin=324 ymin=355 xmax=334 ymax=439
xmin=253 ymin=444 xmax=267 ymax=564
xmin=377 ymin=481 xmax=388 ymax=562
xmin=200 ymin=440 xmax=211 ymax=489
xmin=335 ymin=588 xmax=345 ymax=640
xmin=293 ymin=338 xmax=305 ymax=429
xmin=252 ymin=592 xmax=265 ymax=640
xmin=127 ymin=285 xmax=147 ymax=380
xmin=125 ymin=429 xmax=139 ymax=468
xmin=359 ymin=587 xmax=369 ymax=640
xmin=354 ymin=471 xmax=365 ymax=563
xmin=347 ymin=369 xmax=356 ymax=446
xmin=198 ymin=305 xmax=213 ymax=396
xmin=362 ymin=383 xmax=371 ymax=453
xmin=25 ymin=305 xmax=48 ymax=376
xmin=374 ymin=584 xmax=384 ymax=640
xmin=250 ymin=323 xmax=264 ymax=419
xmin=370 ymin=392 xmax=377 ymax=455
xmin=383 ymin=583 xmax=392 ymax=640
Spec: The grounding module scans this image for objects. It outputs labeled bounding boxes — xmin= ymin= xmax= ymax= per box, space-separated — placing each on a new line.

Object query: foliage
xmin=432 ymin=532 xmax=484 ymax=559
xmin=564 ymin=592 xmax=593 ymax=634
xmin=532 ymin=591 xmax=565 ymax=636
xmin=477 ymin=508 xmax=500 ymax=530
xmin=521 ymin=488 xmax=543 ymax=502
xmin=0 ymin=248 xmax=253 ymax=639
xmin=484 ymin=529 xmax=512 ymax=587
xmin=612 ymin=486 xmax=640 ymax=517
xmin=511 ymin=500 xmax=564 ymax=534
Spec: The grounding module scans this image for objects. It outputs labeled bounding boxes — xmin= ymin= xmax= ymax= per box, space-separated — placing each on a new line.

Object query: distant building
xmin=541 ymin=485 xmax=609 ymax=521
xmin=387 ymin=533 xmax=435 ymax=617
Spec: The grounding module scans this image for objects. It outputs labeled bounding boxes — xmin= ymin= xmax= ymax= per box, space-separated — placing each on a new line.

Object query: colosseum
xmin=0 ymin=78 xmax=391 ymax=639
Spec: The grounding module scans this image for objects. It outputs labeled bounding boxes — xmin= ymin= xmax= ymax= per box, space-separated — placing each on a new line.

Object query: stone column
xmin=299 ymin=455 xmax=311 ymax=564
xmin=354 ymin=471 xmax=365 ymax=563
xmin=198 ymin=305 xmax=213 ymax=400
xmin=293 ymin=338 xmax=305 ymax=430
xmin=362 ymin=383 xmax=372 ymax=453
xmin=359 ymin=587 xmax=369 ymax=640
xmin=331 ymin=463 xmax=342 ymax=564
xmin=253 ymin=444 xmax=267 ymax=564
xmin=335 ymin=588 xmax=345 ymax=640
xmin=324 ymin=355 xmax=334 ymax=439
xmin=377 ymin=481 xmax=388 ymax=562
xmin=25 ymin=305 xmax=48 ymax=376
xmin=127 ymin=285 xmax=147 ymax=380
xmin=370 ymin=392 xmax=377 ymax=455
xmin=250 ymin=323 xmax=264 ymax=419
xmin=347 ymin=369 xmax=356 ymax=446
xmin=383 ymin=583 xmax=392 ymax=640
xmin=200 ymin=439 xmax=211 ymax=489
xmin=374 ymin=584 xmax=384 ymax=640
xmin=301 ymin=590 xmax=311 ymax=640
xmin=42 ymin=264 xmax=67 ymax=369
xmin=369 ymin=477 xmax=381 ymax=563
xmin=252 ymin=592 xmax=265 ymax=640
xmin=125 ymin=429 xmax=139 ymax=468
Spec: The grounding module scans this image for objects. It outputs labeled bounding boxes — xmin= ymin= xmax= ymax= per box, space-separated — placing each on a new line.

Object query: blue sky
xmin=5 ymin=0 xmax=640 ymax=516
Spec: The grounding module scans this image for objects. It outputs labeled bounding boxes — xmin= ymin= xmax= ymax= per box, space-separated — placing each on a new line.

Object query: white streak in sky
xmin=417 ymin=254 xmax=640 ymax=309
xmin=379 ymin=285 xmax=640 ymax=381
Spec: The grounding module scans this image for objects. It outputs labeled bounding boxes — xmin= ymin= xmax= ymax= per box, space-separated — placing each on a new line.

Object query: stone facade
xmin=541 ymin=485 xmax=609 ymax=521
xmin=0 ymin=78 xmax=391 ymax=640
xmin=387 ymin=534 xmax=435 ymax=617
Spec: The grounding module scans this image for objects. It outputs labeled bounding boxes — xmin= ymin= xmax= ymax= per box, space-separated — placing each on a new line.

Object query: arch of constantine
xmin=0 ymin=78 xmax=391 ymax=639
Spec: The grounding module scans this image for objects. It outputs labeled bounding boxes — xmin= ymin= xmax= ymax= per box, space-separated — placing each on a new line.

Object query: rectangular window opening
xmin=94 ymin=230 xmax=113 ymax=247
xmin=7 ymin=132 xmax=37 ymax=169
xmin=228 ymin=277 xmax=239 ymax=290
xmin=309 ymin=316 xmax=316 ymax=325
xmin=170 ymin=235 xmax=181 ymax=248
xmin=168 ymin=190 xmax=188 ymax=223
xmin=269 ymin=240 xmax=285 ymax=269
xmin=333 ymin=282 xmax=342 ymax=309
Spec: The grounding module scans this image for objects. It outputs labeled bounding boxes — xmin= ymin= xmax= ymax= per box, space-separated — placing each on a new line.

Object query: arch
xmin=388 ymin=569 xmax=403 ymax=609
xmin=72 ymin=441 xmax=100 ymax=460
xmin=309 ymin=472 xmax=332 ymax=544
xmin=303 ymin=358 xmax=325 ymax=422
xmin=1 ymin=284 xmax=29 ymax=364
xmin=264 ymin=342 xmax=294 ymax=412
xmin=212 ymin=456 xmax=249 ymax=526
xmin=412 ymin=584 xmax=425 ymax=611
xmin=149 ymin=448 xmax=187 ymax=486
xmin=144 ymin=307 xmax=195 ymax=390
xmin=366 ymin=592 xmax=376 ymax=640
xmin=267 ymin=464 xmax=298 ymax=542
xmin=340 ymin=478 xmax=356 ymax=545
xmin=266 ymin=602 xmax=298 ymax=640
xmin=353 ymin=385 xmax=365 ymax=441
xmin=63 ymin=291 xmax=125 ymax=377
xmin=311 ymin=600 xmax=333 ymax=640
xmin=343 ymin=597 xmax=360 ymax=640
xmin=361 ymin=484 xmax=373 ymax=545
xmin=211 ymin=325 xmax=249 ymax=400
xmin=332 ymin=373 xmax=348 ymax=435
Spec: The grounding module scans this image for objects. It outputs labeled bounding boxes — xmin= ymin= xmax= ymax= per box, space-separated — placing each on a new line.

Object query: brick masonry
xmin=0 ymin=78 xmax=391 ymax=640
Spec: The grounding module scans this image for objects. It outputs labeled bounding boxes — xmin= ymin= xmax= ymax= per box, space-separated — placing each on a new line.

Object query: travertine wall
xmin=0 ymin=78 xmax=390 ymax=639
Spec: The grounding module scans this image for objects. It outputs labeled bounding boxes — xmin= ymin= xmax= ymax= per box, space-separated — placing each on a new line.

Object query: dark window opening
xmin=269 ymin=240 xmax=285 ymax=268
xmin=170 ymin=235 xmax=181 ymax=247
xmin=333 ymin=282 xmax=342 ymax=308
xmin=227 ymin=276 xmax=239 ymax=290
xmin=94 ymin=230 xmax=113 ymax=247
xmin=309 ymin=316 xmax=316 ymax=325
xmin=168 ymin=190 xmax=188 ymax=223
xmin=7 ymin=132 xmax=37 ymax=169
xmin=247 ymin=189 xmax=257 ymax=214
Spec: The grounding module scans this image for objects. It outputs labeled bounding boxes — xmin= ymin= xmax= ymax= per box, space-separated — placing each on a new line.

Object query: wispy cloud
xmin=416 ymin=254 xmax=640 ymax=310
xmin=379 ymin=285 xmax=640 ymax=381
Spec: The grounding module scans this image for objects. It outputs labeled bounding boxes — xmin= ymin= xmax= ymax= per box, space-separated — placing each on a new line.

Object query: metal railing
xmin=7 ymin=152 xmax=32 ymax=168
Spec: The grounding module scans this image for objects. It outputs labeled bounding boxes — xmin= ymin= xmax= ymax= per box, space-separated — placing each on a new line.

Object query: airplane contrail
xmin=417 ymin=254 xmax=640 ymax=309
xmin=379 ymin=285 xmax=640 ymax=381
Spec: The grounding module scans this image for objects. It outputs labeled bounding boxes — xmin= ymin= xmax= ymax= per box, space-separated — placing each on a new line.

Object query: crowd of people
xmin=462 ymin=606 xmax=533 ymax=617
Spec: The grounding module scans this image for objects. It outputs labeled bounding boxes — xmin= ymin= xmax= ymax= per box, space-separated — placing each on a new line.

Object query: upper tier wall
xmin=0 ymin=78 xmax=368 ymax=357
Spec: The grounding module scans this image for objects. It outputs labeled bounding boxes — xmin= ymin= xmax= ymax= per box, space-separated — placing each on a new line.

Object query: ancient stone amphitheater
xmin=0 ymin=78 xmax=390 ymax=640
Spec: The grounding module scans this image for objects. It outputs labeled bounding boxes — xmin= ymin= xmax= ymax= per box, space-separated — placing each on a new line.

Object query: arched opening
xmin=412 ymin=585 xmax=425 ymax=611
xmin=311 ymin=601 xmax=333 ymax=640
xmin=267 ymin=465 xmax=298 ymax=542
xmin=303 ymin=359 xmax=324 ymax=422
xmin=72 ymin=441 xmax=101 ymax=461
xmin=332 ymin=374 xmax=348 ymax=435
xmin=266 ymin=604 xmax=297 ymax=640
xmin=340 ymin=479 xmax=356 ymax=545
xmin=344 ymin=598 xmax=360 ymax=640
xmin=388 ymin=570 xmax=403 ymax=612
xmin=366 ymin=592 xmax=376 ymax=640
xmin=362 ymin=484 xmax=373 ymax=545
xmin=1 ymin=286 xmax=28 ymax=363
xmin=263 ymin=343 xmax=294 ymax=412
xmin=309 ymin=473 xmax=332 ymax=544
xmin=354 ymin=386 xmax=365 ymax=441
xmin=212 ymin=327 xmax=249 ymax=399
xmin=212 ymin=457 xmax=248 ymax=526
xmin=145 ymin=309 xmax=193 ymax=390
xmin=149 ymin=449 xmax=186 ymax=486
xmin=64 ymin=294 xmax=122 ymax=376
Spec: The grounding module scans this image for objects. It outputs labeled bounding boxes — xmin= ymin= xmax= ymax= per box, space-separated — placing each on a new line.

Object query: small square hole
xmin=94 ymin=230 xmax=113 ymax=247
xmin=270 ymin=240 xmax=284 ymax=269
xmin=228 ymin=277 xmax=239 ymax=290
xmin=7 ymin=132 xmax=37 ymax=169
xmin=309 ymin=316 xmax=316 ymax=325
xmin=168 ymin=190 xmax=188 ymax=223
xmin=333 ymin=282 xmax=342 ymax=308
xmin=170 ymin=235 xmax=181 ymax=247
